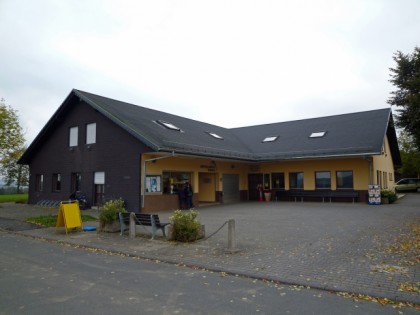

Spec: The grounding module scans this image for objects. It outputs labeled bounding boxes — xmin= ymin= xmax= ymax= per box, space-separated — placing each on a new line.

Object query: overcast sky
xmin=0 ymin=0 xmax=419 ymax=145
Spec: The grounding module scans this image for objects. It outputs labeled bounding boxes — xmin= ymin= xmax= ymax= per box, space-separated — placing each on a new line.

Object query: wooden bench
xmin=119 ymin=212 xmax=169 ymax=240
xmin=275 ymin=190 xmax=359 ymax=203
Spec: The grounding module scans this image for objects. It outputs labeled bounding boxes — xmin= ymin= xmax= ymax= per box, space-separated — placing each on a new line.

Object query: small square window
xmin=309 ymin=131 xmax=326 ymax=138
xmin=262 ymin=136 xmax=278 ymax=142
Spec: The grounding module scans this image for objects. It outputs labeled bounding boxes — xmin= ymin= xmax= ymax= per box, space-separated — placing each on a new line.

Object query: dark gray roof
xmin=19 ymin=89 xmax=401 ymax=165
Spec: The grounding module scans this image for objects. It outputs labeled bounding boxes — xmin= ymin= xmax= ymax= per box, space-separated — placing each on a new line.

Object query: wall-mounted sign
xmin=146 ymin=175 xmax=161 ymax=192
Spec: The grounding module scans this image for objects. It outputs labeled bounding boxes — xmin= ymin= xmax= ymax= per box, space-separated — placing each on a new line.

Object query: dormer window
xmin=262 ymin=136 xmax=278 ymax=143
xmin=309 ymin=131 xmax=326 ymax=138
xmin=207 ymin=132 xmax=223 ymax=140
xmin=156 ymin=120 xmax=181 ymax=131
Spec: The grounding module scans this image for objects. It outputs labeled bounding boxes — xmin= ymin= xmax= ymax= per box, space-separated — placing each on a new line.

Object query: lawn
xmin=26 ymin=214 xmax=98 ymax=227
xmin=0 ymin=194 xmax=28 ymax=204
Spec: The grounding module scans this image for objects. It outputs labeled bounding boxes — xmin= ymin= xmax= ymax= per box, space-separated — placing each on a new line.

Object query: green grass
xmin=0 ymin=194 xmax=28 ymax=203
xmin=26 ymin=214 xmax=98 ymax=227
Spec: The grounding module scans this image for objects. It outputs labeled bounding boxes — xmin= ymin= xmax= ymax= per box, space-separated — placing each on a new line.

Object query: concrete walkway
xmin=0 ymin=195 xmax=419 ymax=304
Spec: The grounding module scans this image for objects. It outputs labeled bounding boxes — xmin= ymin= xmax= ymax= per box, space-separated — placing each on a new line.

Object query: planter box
xmin=264 ymin=192 xmax=272 ymax=202
xmin=99 ymin=220 xmax=121 ymax=233
xmin=167 ymin=224 xmax=205 ymax=242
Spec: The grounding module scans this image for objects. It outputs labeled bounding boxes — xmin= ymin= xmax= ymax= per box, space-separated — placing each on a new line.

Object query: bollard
xmin=129 ymin=212 xmax=136 ymax=239
xmin=225 ymin=219 xmax=239 ymax=253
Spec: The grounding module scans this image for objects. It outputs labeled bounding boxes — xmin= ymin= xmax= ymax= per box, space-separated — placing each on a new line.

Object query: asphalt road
xmin=0 ymin=232 xmax=416 ymax=315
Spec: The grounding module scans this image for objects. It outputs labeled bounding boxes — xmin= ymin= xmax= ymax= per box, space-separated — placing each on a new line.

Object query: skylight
xmin=156 ymin=120 xmax=181 ymax=131
xmin=262 ymin=136 xmax=278 ymax=142
xmin=207 ymin=132 xmax=224 ymax=140
xmin=309 ymin=131 xmax=326 ymax=138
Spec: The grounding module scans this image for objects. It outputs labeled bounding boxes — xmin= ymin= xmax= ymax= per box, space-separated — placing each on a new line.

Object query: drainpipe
xmin=141 ymin=151 xmax=175 ymax=209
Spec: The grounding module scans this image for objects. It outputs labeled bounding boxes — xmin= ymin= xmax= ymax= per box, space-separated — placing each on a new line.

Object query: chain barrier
xmin=199 ymin=220 xmax=229 ymax=241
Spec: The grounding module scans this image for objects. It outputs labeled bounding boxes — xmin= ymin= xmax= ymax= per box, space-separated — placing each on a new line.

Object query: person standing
xmin=184 ymin=182 xmax=193 ymax=209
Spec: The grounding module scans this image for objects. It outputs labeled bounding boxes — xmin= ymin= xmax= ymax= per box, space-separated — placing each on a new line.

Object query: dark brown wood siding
xmin=27 ymin=100 xmax=151 ymax=212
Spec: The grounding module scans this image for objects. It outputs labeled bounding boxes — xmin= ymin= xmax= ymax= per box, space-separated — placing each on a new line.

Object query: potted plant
xmin=99 ymin=198 xmax=127 ymax=232
xmin=380 ymin=190 xmax=398 ymax=204
xmin=264 ymin=189 xmax=272 ymax=202
xmin=168 ymin=209 xmax=204 ymax=242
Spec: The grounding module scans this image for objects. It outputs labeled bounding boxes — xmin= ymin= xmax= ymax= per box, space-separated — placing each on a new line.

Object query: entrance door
xmin=94 ymin=172 xmax=105 ymax=206
xmin=222 ymin=174 xmax=240 ymax=203
xmin=248 ymin=174 xmax=263 ymax=201
xmin=199 ymin=173 xmax=216 ymax=202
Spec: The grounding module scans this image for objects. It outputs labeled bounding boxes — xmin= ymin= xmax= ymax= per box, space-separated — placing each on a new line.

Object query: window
xmin=86 ymin=123 xmax=96 ymax=144
xmin=389 ymin=172 xmax=393 ymax=181
xmin=336 ymin=171 xmax=353 ymax=189
xmin=309 ymin=131 xmax=326 ymax=138
xmin=262 ymin=136 xmax=278 ymax=142
xmin=383 ymin=172 xmax=388 ymax=189
xmin=207 ymin=132 xmax=223 ymax=140
xmin=377 ymin=170 xmax=382 ymax=188
xmin=71 ymin=172 xmax=82 ymax=192
xmin=36 ymin=174 xmax=44 ymax=192
xmin=315 ymin=171 xmax=331 ymax=189
xmin=263 ymin=174 xmax=271 ymax=190
xmin=162 ymin=171 xmax=192 ymax=194
xmin=272 ymin=173 xmax=285 ymax=189
xmin=69 ymin=126 xmax=78 ymax=147
xmin=52 ymin=173 xmax=61 ymax=192
xmin=156 ymin=120 xmax=181 ymax=131
xmin=289 ymin=172 xmax=304 ymax=189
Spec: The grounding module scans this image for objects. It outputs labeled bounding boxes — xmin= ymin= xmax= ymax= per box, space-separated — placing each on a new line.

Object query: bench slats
xmin=119 ymin=212 xmax=169 ymax=239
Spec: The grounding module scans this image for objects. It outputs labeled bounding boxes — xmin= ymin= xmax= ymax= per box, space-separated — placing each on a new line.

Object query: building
xmin=18 ymin=89 xmax=401 ymax=212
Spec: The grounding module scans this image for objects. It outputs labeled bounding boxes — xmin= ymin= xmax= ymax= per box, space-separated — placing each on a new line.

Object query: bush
xmin=381 ymin=190 xmax=398 ymax=204
xmin=169 ymin=209 xmax=201 ymax=242
xmin=99 ymin=199 xmax=127 ymax=224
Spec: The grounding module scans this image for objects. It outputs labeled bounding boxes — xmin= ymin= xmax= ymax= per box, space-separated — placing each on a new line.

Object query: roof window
xmin=309 ymin=131 xmax=326 ymax=138
xmin=156 ymin=120 xmax=181 ymax=131
xmin=207 ymin=132 xmax=224 ymax=140
xmin=262 ymin=136 xmax=278 ymax=143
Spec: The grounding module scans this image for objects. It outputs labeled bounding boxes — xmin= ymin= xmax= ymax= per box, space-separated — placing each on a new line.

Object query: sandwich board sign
xmin=56 ymin=200 xmax=83 ymax=234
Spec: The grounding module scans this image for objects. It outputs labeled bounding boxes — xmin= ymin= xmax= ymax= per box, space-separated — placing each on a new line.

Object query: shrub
xmin=99 ymin=199 xmax=127 ymax=224
xmin=381 ymin=190 xmax=398 ymax=204
xmin=169 ymin=209 xmax=201 ymax=242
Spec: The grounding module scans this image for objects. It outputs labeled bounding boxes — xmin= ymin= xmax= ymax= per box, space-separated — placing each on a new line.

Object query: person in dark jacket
xmin=184 ymin=182 xmax=193 ymax=209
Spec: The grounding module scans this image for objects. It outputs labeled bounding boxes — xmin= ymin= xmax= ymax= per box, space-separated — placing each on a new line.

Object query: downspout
xmin=141 ymin=151 xmax=175 ymax=210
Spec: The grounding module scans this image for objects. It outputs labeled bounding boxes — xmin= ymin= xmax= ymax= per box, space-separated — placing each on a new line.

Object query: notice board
xmin=56 ymin=201 xmax=83 ymax=234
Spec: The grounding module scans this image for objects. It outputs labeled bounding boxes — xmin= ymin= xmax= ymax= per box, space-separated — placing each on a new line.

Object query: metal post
xmin=129 ymin=212 xmax=136 ymax=239
xmin=225 ymin=219 xmax=239 ymax=253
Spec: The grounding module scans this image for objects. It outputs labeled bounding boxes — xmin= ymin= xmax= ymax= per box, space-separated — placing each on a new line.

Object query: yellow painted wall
xmin=142 ymin=154 xmax=249 ymax=194
xmin=199 ymin=173 xmax=216 ymax=202
xmin=143 ymin=154 xmax=375 ymax=193
xmin=252 ymin=158 xmax=370 ymax=190
xmin=372 ymin=137 xmax=396 ymax=190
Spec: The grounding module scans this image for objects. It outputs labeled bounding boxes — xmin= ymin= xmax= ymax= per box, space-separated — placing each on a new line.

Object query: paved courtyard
xmin=1 ymin=194 xmax=419 ymax=304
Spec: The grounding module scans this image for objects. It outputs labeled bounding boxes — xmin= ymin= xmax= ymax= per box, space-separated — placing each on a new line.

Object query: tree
xmin=388 ymin=47 xmax=420 ymax=150
xmin=0 ymin=99 xmax=28 ymax=192
xmin=0 ymin=99 xmax=25 ymax=160
xmin=397 ymin=130 xmax=420 ymax=178
xmin=0 ymin=147 xmax=29 ymax=193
